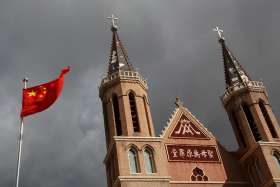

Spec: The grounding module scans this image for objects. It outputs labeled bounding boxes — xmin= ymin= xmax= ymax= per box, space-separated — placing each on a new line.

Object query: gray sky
xmin=0 ymin=0 xmax=279 ymax=186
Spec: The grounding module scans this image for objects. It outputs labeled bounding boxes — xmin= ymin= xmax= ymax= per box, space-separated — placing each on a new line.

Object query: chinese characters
xmin=167 ymin=145 xmax=219 ymax=162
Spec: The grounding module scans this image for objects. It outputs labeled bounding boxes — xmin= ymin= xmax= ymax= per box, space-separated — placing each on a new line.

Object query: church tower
xmin=215 ymin=28 xmax=280 ymax=187
xmin=99 ymin=15 xmax=170 ymax=187
xmin=99 ymin=15 xmax=155 ymax=147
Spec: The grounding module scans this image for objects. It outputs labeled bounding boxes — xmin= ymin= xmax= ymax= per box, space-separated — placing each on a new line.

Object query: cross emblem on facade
xmin=213 ymin=26 xmax=224 ymax=40
xmin=106 ymin=14 xmax=119 ymax=29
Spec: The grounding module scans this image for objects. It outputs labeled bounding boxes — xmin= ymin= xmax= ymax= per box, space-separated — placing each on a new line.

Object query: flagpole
xmin=15 ymin=78 xmax=28 ymax=187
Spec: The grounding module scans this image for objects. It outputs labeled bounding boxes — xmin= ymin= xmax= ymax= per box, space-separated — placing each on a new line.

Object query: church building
xmin=99 ymin=16 xmax=280 ymax=187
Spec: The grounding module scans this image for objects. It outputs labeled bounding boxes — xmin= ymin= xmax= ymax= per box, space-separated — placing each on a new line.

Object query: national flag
xmin=20 ymin=66 xmax=70 ymax=117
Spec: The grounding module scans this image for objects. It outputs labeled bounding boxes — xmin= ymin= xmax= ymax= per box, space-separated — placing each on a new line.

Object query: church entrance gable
xmin=169 ymin=114 xmax=209 ymax=139
xmin=160 ymin=104 xmax=227 ymax=182
xmin=160 ymin=105 xmax=213 ymax=140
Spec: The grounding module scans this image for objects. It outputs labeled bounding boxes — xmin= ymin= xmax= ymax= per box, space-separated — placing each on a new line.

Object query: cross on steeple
xmin=106 ymin=14 xmax=119 ymax=30
xmin=213 ymin=26 xmax=224 ymax=40
xmin=105 ymin=14 xmax=134 ymax=74
xmin=214 ymin=26 xmax=251 ymax=89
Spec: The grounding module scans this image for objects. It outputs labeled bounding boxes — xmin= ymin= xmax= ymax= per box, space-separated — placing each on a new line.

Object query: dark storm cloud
xmin=0 ymin=0 xmax=279 ymax=186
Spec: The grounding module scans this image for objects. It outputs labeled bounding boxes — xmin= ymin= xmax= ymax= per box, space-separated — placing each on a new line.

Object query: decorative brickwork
xmin=191 ymin=167 xmax=208 ymax=181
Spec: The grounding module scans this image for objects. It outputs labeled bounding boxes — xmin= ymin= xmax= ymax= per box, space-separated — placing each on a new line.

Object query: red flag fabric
xmin=20 ymin=66 xmax=70 ymax=117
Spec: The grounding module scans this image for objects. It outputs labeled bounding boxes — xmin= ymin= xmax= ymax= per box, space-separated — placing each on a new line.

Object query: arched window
xmin=231 ymin=112 xmax=246 ymax=148
xmin=129 ymin=92 xmax=140 ymax=132
xmin=143 ymin=148 xmax=156 ymax=173
xmin=242 ymin=104 xmax=262 ymax=141
xmin=112 ymin=94 xmax=122 ymax=136
xmin=128 ymin=148 xmax=139 ymax=173
xmin=259 ymin=100 xmax=278 ymax=138
xmin=273 ymin=152 xmax=280 ymax=169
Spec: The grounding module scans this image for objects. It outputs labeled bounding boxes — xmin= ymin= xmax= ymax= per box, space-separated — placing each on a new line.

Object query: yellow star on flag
xmin=28 ymin=90 xmax=36 ymax=97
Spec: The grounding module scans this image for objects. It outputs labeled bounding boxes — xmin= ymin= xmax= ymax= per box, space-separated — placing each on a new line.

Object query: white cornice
xmin=114 ymin=136 xmax=162 ymax=142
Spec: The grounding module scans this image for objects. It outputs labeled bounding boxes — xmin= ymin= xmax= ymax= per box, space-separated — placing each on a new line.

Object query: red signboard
xmin=170 ymin=115 xmax=208 ymax=139
xmin=166 ymin=144 xmax=220 ymax=162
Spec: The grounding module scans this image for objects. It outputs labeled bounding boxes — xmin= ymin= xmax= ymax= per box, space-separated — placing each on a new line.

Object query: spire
xmin=106 ymin=15 xmax=134 ymax=74
xmin=214 ymin=27 xmax=250 ymax=89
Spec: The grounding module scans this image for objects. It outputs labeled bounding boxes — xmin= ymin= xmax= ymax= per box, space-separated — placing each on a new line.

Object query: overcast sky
xmin=0 ymin=0 xmax=279 ymax=186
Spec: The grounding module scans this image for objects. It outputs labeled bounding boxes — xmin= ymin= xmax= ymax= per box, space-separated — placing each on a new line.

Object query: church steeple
xmin=215 ymin=26 xmax=280 ymax=143
xmin=215 ymin=27 xmax=280 ymax=187
xmin=100 ymin=17 xmax=158 ymax=186
xmin=106 ymin=15 xmax=134 ymax=74
xmin=214 ymin=27 xmax=250 ymax=90
xmin=100 ymin=15 xmax=155 ymax=149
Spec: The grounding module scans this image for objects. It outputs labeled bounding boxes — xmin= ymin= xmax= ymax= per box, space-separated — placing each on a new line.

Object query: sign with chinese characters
xmin=166 ymin=145 xmax=220 ymax=162
xmin=170 ymin=115 xmax=208 ymax=139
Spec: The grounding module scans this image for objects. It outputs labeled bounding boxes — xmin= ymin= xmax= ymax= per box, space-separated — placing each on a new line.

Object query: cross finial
xmin=106 ymin=14 xmax=119 ymax=30
xmin=213 ymin=26 xmax=224 ymax=40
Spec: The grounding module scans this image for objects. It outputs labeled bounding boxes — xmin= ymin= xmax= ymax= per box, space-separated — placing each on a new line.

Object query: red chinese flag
xmin=20 ymin=66 xmax=70 ymax=118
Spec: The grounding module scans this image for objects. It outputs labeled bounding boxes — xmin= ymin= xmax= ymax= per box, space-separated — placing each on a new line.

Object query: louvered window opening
xmin=129 ymin=93 xmax=140 ymax=132
xmin=242 ymin=104 xmax=262 ymax=142
xmin=232 ymin=112 xmax=247 ymax=148
xmin=112 ymin=94 xmax=122 ymax=136
xmin=259 ymin=101 xmax=278 ymax=138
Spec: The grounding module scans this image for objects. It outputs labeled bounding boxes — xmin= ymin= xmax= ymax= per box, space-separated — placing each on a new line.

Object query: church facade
xmin=99 ymin=19 xmax=280 ymax=187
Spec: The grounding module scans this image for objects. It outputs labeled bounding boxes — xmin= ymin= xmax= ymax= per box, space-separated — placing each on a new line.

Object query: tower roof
xmin=106 ymin=15 xmax=134 ymax=74
xmin=214 ymin=27 xmax=250 ymax=89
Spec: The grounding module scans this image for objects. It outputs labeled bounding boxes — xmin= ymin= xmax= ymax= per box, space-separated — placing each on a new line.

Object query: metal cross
xmin=106 ymin=14 xmax=119 ymax=29
xmin=213 ymin=26 xmax=224 ymax=39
